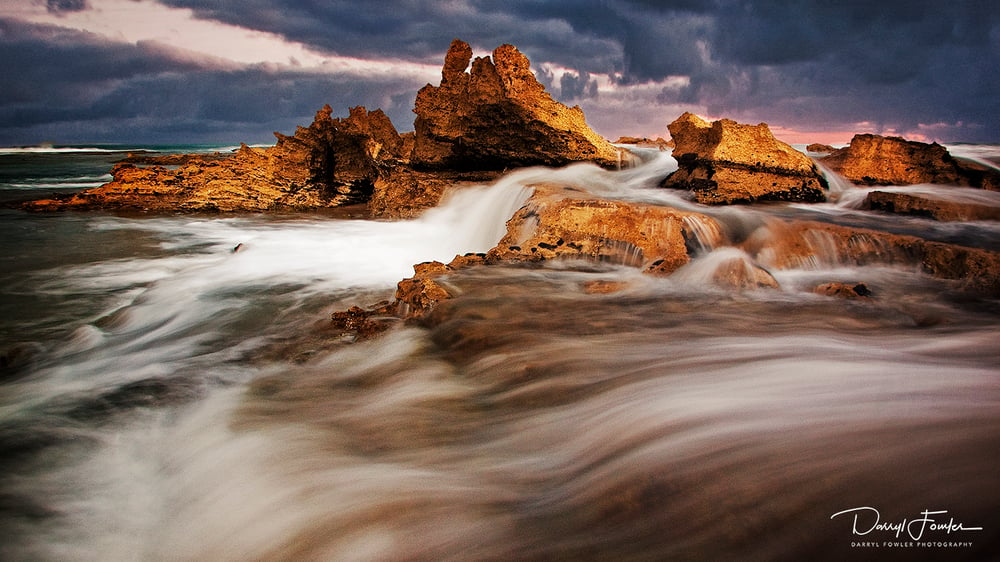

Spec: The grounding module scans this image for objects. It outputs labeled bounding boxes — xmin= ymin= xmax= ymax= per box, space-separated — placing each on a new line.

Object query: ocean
xmin=1 ymin=144 xmax=998 ymax=560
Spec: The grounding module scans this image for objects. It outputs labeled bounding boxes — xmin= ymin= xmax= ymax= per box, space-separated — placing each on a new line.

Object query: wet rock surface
xmin=863 ymin=190 xmax=1000 ymax=221
xmin=742 ymin=220 xmax=1000 ymax=296
xmin=662 ymin=113 xmax=827 ymax=205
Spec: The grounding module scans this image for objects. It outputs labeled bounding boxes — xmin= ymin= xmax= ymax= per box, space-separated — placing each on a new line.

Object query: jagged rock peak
xmin=442 ymin=39 xmax=473 ymax=83
xmin=411 ymin=38 xmax=621 ymax=170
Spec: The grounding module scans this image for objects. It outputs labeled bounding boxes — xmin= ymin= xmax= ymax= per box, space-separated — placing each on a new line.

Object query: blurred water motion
xmin=1 ymin=145 xmax=998 ymax=560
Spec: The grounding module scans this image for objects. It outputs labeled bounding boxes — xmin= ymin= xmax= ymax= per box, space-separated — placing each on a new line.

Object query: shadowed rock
xmin=863 ymin=190 xmax=1000 ymax=221
xmin=662 ymin=113 xmax=827 ymax=205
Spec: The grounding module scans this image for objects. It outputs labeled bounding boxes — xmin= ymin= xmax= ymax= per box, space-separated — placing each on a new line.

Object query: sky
xmin=1 ymin=0 xmax=997 ymax=146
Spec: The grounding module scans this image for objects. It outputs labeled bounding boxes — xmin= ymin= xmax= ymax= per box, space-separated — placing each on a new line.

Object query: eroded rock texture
xmin=821 ymin=134 xmax=1000 ymax=189
xmin=411 ymin=39 xmax=621 ymax=171
xmin=486 ymin=183 xmax=721 ymax=275
xmin=662 ymin=113 xmax=827 ymax=205
xmin=25 ymin=106 xmax=405 ymax=212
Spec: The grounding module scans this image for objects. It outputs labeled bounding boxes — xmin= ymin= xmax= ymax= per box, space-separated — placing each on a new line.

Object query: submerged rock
xmin=814 ymin=282 xmax=872 ymax=299
xmin=25 ymin=106 xmax=406 ymax=212
xmin=820 ymin=134 xmax=1000 ymax=189
xmin=707 ymin=257 xmax=780 ymax=290
xmin=662 ymin=113 xmax=827 ymax=205
xmin=411 ymin=39 xmax=621 ymax=171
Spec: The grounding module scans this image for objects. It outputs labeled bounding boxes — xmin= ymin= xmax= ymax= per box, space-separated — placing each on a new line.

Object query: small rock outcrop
xmin=615 ymin=136 xmax=673 ymax=150
xmin=820 ymin=134 xmax=1000 ymax=189
xmin=806 ymin=143 xmax=837 ymax=154
xmin=661 ymin=113 xmax=828 ymax=205
xmin=25 ymin=106 xmax=406 ymax=212
xmin=411 ymin=39 xmax=621 ymax=171
xmin=863 ymin=191 xmax=1000 ymax=222
xmin=814 ymin=282 xmax=872 ymax=299
xmin=741 ymin=220 xmax=1000 ymax=296
xmin=486 ymin=183 xmax=722 ymax=275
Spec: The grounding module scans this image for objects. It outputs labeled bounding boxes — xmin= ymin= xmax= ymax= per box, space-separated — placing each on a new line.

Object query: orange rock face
xmin=741 ymin=219 xmax=1000 ymax=295
xmin=487 ymin=183 xmax=721 ymax=275
xmin=820 ymin=134 xmax=1000 ymax=189
xmin=662 ymin=113 xmax=827 ymax=205
xmin=25 ymin=106 xmax=406 ymax=212
xmin=411 ymin=39 xmax=621 ymax=171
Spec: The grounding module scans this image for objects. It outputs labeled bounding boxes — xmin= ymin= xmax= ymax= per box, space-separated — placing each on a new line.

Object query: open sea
xmin=1 ymin=144 xmax=998 ymax=560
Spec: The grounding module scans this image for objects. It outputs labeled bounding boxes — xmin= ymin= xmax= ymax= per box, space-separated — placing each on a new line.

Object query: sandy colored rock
xmin=487 ymin=183 xmax=721 ymax=275
xmin=24 ymin=106 xmax=405 ymax=212
xmin=741 ymin=219 xmax=1000 ymax=295
xmin=709 ymin=257 xmax=780 ymax=290
xmin=820 ymin=134 xmax=1000 ymax=189
xmin=864 ymin=191 xmax=1000 ymax=221
xmin=662 ymin=113 xmax=827 ymax=205
xmin=411 ymin=39 xmax=621 ymax=171
xmin=368 ymin=168 xmax=501 ymax=219
xmin=814 ymin=282 xmax=872 ymax=299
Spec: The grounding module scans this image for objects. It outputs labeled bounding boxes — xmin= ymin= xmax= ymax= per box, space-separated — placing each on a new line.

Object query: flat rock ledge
xmin=863 ymin=191 xmax=1000 ymax=222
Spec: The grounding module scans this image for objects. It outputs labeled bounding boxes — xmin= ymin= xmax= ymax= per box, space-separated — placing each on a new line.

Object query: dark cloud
xmin=560 ymin=71 xmax=598 ymax=101
xmin=47 ymin=0 xmax=89 ymax=13
xmin=0 ymin=19 xmax=426 ymax=145
xmin=1 ymin=1 xmax=998 ymax=143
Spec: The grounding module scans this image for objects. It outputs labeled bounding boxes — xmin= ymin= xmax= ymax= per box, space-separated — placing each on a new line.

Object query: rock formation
xmin=661 ymin=113 xmax=828 ymax=205
xmin=368 ymin=168 xmax=498 ymax=219
xmin=806 ymin=143 xmax=837 ymax=154
xmin=863 ymin=190 xmax=1000 ymax=221
xmin=410 ymin=39 xmax=621 ymax=171
xmin=25 ymin=39 xmax=628 ymax=216
xmin=740 ymin=220 xmax=1000 ymax=295
xmin=25 ymin=106 xmax=406 ymax=212
xmin=820 ymin=134 xmax=1000 ymax=189
xmin=485 ymin=183 xmax=722 ymax=275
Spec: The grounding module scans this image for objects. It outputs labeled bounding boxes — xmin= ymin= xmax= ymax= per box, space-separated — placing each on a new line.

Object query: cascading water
xmin=1 ymin=145 xmax=998 ymax=560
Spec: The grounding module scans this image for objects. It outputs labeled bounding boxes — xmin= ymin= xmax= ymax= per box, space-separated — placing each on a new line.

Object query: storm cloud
xmin=1 ymin=0 xmax=997 ymax=144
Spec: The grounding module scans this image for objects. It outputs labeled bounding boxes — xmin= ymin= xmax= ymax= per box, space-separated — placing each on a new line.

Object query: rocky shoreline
xmin=18 ymin=38 xmax=1000 ymax=330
